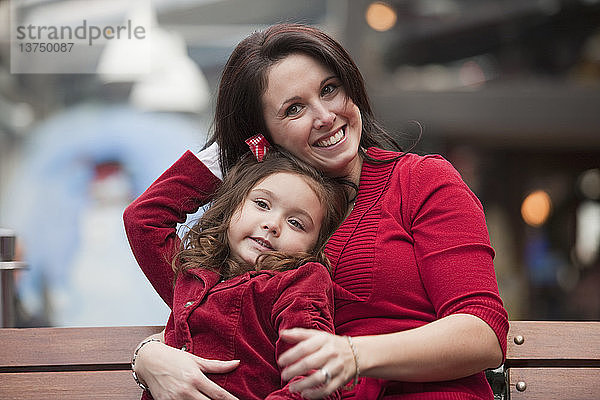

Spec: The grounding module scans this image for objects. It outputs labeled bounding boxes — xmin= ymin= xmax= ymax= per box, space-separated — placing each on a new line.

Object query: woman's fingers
xmin=278 ymin=328 xmax=324 ymax=368
xmin=136 ymin=342 xmax=240 ymax=400
xmin=190 ymin=372 xmax=240 ymax=400
xmin=288 ymin=363 xmax=345 ymax=399
xmin=191 ymin=357 xmax=240 ymax=400
xmin=278 ymin=329 xmax=358 ymax=397
xmin=280 ymin=343 xmax=333 ymax=381
xmin=154 ymin=368 xmax=239 ymax=400
xmin=280 ymin=327 xmax=318 ymax=342
xmin=195 ymin=356 xmax=240 ymax=374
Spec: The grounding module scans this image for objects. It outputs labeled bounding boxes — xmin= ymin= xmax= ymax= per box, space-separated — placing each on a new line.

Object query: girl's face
xmin=227 ymin=172 xmax=324 ymax=267
xmin=262 ymin=53 xmax=363 ymax=183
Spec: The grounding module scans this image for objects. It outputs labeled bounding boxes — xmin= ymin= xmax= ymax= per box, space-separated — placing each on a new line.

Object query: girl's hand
xmin=278 ymin=328 xmax=356 ymax=399
xmin=135 ymin=340 xmax=240 ymax=400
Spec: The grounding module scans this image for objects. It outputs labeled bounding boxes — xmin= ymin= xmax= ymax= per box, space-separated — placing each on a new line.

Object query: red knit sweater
xmin=124 ymin=147 xmax=508 ymax=400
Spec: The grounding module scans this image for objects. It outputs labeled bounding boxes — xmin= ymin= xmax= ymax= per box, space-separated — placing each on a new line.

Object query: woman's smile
xmin=313 ymin=126 xmax=346 ymax=148
xmin=262 ymin=53 xmax=363 ymax=183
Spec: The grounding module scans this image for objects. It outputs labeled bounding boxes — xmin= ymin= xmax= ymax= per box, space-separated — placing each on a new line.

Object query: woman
xmin=124 ymin=23 xmax=508 ymax=400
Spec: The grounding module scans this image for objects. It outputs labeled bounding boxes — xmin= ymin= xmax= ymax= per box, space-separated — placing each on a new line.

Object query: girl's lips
xmin=250 ymin=237 xmax=274 ymax=250
xmin=314 ymin=126 xmax=346 ymax=148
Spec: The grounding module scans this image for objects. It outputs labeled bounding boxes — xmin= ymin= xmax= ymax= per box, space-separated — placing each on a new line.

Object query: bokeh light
xmin=578 ymin=168 xmax=600 ymax=200
xmin=366 ymin=2 xmax=397 ymax=32
xmin=521 ymin=190 xmax=553 ymax=227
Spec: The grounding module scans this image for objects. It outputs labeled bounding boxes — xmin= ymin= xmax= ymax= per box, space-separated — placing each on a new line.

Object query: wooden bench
xmin=0 ymin=325 xmax=162 ymax=399
xmin=499 ymin=321 xmax=600 ymax=400
xmin=0 ymin=321 xmax=598 ymax=399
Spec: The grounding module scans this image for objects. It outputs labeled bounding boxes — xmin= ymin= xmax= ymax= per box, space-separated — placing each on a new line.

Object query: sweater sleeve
xmin=123 ymin=151 xmax=221 ymax=308
xmin=266 ymin=263 xmax=341 ymax=400
xmin=406 ymin=155 xmax=509 ymax=359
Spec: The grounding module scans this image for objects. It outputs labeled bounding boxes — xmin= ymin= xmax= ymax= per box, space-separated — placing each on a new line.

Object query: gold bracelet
xmin=345 ymin=336 xmax=360 ymax=389
xmin=131 ymin=338 xmax=161 ymax=391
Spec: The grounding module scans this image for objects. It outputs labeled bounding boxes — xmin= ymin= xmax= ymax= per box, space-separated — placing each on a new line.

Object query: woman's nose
xmin=313 ymin=104 xmax=335 ymax=130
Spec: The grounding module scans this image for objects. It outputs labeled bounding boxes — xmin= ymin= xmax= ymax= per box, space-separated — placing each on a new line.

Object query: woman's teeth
xmin=316 ymin=128 xmax=345 ymax=147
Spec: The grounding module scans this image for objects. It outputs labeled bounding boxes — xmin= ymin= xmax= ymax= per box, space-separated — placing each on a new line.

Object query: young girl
xmin=125 ymin=143 xmax=348 ymax=400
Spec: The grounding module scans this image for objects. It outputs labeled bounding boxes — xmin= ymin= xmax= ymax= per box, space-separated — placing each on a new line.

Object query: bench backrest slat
xmin=507 ymin=321 xmax=600 ymax=367
xmin=0 ymin=370 xmax=142 ymax=400
xmin=0 ymin=326 xmax=162 ymax=369
xmin=508 ymin=367 xmax=600 ymax=400
xmin=506 ymin=321 xmax=600 ymax=399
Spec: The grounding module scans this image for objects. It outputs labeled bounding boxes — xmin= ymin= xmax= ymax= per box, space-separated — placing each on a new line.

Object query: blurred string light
xmin=575 ymin=169 xmax=600 ymax=266
xmin=365 ymin=2 xmax=397 ymax=32
xmin=521 ymin=190 xmax=553 ymax=227
xmin=575 ymin=201 xmax=600 ymax=266
xmin=414 ymin=0 xmax=459 ymax=17
xmin=458 ymin=60 xmax=486 ymax=88
xmin=394 ymin=55 xmax=497 ymax=91
xmin=578 ymin=168 xmax=600 ymax=200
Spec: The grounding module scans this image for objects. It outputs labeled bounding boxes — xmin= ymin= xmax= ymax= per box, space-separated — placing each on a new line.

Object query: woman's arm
xmin=278 ymin=314 xmax=502 ymax=398
xmin=354 ymin=314 xmax=502 ymax=380
xmin=133 ymin=331 xmax=240 ymax=400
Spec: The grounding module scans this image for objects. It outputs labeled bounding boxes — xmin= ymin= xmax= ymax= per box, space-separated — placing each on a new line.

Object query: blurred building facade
xmin=1 ymin=0 xmax=599 ymax=325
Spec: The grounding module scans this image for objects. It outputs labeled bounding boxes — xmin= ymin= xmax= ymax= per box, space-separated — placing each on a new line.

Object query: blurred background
xmin=0 ymin=0 xmax=599 ymax=327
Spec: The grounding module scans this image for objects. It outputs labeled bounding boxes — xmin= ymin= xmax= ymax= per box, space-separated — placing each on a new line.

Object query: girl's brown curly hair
xmin=173 ymin=148 xmax=349 ymax=280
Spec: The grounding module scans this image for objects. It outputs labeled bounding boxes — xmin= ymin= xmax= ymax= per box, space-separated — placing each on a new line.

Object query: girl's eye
xmin=254 ymin=200 xmax=269 ymax=209
xmin=288 ymin=218 xmax=305 ymax=230
xmin=285 ymin=104 xmax=303 ymax=117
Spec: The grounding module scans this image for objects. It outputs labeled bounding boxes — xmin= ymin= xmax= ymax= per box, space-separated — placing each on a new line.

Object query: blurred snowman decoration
xmin=2 ymin=7 xmax=212 ymax=325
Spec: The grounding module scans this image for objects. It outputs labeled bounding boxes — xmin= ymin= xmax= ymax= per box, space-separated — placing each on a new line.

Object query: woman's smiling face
xmin=261 ymin=53 xmax=363 ymax=183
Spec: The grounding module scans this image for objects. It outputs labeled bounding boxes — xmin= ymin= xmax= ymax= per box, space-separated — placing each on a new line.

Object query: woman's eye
xmin=321 ymin=83 xmax=337 ymax=96
xmin=288 ymin=218 xmax=305 ymax=230
xmin=285 ymin=104 xmax=303 ymax=117
xmin=254 ymin=200 xmax=269 ymax=209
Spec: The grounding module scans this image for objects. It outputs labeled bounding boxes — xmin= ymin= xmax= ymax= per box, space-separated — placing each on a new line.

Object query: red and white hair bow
xmin=245 ymin=134 xmax=271 ymax=162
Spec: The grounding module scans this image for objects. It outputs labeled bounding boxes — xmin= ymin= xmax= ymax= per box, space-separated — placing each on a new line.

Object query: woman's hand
xmin=135 ymin=340 xmax=240 ymax=400
xmin=278 ymin=328 xmax=356 ymax=399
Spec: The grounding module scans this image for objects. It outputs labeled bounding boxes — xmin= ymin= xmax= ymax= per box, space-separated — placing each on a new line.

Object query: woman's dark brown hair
xmin=173 ymin=148 xmax=348 ymax=280
xmin=210 ymin=23 xmax=402 ymax=175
